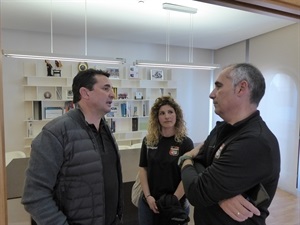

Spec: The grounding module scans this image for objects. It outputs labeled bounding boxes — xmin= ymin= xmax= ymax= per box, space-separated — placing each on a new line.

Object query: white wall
xmin=215 ymin=23 xmax=300 ymax=195
xmin=249 ymin=23 xmax=300 ymax=194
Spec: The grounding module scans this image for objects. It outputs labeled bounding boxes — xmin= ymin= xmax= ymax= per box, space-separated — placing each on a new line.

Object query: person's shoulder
xmin=44 ymin=112 xmax=76 ymax=131
xmin=182 ymin=136 xmax=194 ymax=145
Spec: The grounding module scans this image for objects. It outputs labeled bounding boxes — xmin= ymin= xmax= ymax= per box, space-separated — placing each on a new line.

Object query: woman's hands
xmin=146 ymin=196 xmax=159 ymax=213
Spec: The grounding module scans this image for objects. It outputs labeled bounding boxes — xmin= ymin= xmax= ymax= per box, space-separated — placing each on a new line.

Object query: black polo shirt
xmin=89 ymin=119 xmax=119 ymax=225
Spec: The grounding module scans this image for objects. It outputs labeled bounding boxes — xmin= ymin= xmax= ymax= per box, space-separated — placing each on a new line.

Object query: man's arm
xmin=22 ymin=130 xmax=68 ymax=224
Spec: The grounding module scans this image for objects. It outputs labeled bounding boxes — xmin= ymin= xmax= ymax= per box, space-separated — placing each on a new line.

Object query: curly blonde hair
xmin=146 ymin=96 xmax=187 ymax=146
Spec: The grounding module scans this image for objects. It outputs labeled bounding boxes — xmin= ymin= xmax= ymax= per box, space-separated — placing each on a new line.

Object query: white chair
xmin=5 ymin=151 xmax=27 ymax=167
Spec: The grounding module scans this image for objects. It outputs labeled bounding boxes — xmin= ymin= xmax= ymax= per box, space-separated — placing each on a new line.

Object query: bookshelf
xmin=22 ymin=60 xmax=177 ymax=150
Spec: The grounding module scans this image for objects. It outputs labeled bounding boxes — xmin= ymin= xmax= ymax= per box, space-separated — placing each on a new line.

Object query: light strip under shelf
xmin=2 ymin=50 xmax=126 ymax=64
xmin=162 ymin=3 xmax=197 ymax=14
xmin=135 ymin=60 xmax=219 ymax=70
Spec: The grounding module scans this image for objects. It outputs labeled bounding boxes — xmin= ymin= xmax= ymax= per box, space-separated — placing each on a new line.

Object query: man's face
xmin=209 ymin=68 xmax=239 ymax=119
xmin=86 ymin=75 xmax=114 ymax=116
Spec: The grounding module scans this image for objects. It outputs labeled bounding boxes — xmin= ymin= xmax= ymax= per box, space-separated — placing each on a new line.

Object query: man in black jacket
xmin=179 ymin=63 xmax=280 ymax=225
xmin=22 ymin=69 xmax=123 ymax=225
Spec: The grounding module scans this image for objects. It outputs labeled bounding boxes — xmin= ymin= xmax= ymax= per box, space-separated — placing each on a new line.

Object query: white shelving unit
xmin=22 ymin=60 xmax=177 ymax=151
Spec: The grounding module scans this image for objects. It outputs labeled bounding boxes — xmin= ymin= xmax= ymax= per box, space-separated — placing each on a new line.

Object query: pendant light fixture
xmin=136 ymin=2 xmax=219 ymax=70
xmin=2 ymin=0 xmax=125 ymax=65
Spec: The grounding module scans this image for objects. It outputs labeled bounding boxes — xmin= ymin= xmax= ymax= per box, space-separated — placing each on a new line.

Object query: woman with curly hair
xmin=138 ymin=96 xmax=194 ymax=225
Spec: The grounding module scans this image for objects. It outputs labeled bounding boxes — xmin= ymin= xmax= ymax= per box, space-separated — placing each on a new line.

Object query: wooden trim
xmin=0 ymin=27 xmax=8 ymax=225
xmin=0 ymin=1 xmax=8 ymax=223
xmin=195 ymin=0 xmax=300 ymax=21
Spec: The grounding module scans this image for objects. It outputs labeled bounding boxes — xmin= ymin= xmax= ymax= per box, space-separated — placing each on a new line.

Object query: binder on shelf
xmin=33 ymin=101 xmax=42 ymax=120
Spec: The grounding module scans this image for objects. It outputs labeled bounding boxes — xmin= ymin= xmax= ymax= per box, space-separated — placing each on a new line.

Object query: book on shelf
xmin=132 ymin=118 xmax=138 ymax=131
xmin=33 ymin=101 xmax=42 ymax=120
xmin=121 ymin=103 xmax=127 ymax=117
xmin=113 ymin=87 xmax=118 ymax=99
xmin=110 ymin=119 xmax=116 ymax=133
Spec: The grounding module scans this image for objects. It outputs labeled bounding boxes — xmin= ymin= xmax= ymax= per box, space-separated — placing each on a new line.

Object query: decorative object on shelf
xmin=133 ymin=106 xmax=138 ymax=117
xmin=44 ymin=91 xmax=52 ymax=99
xmin=56 ymin=88 xmax=62 ymax=100
xmin=64 ymin=101 xmax=74 ymax=113
xmin=121 ymin=103 xmax=127 ymax=117
xmin=134 ymin=92 xmax=143 ymax=100
xmin=107 ymin=67 xmax=120 ymax=79
xmin=66 ymin=89 xmax=73 ymax=99
xmin=129 ymin=66 xmax=139 ymax=79
xmin=160 ymin=88 xmax=164 ymax=96
xmin=27 ymin=121 xmax=33 ymax=137
xmin=45 ymin=60 xmax=53 ymax=76
xmin=150 ymin=69 xmax=164 ymax=80
xmin=78 ymin=62 xmax=88 ymax=71
xmin=143 ymin=103 xmax=146 ymax=117
xmin=53 ymin=60 xmax=62 ymax=77
xmin=118 ymin=93 xmax=128 ymax=99
xmin=107 ymin=105 xmax=118 ymax=117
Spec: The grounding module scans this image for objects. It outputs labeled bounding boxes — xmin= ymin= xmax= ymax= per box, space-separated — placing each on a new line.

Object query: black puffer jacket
xmin=22 ymin=109 xmax=123 ymax=225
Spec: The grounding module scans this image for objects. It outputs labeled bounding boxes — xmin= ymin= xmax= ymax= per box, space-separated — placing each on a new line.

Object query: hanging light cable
xmin=189 ymin=13 xmax=194 ymax=63
xmin=84 ymin=0 xmax=88 ymax=56
xmin=136 ymin=3 xmax=219 ymax=70
xmin=166 ymin=11 xmax=170 ymax=63
xmin=50 ymin=0 xmax=53 ymax=54
xmin=3 ymin=0 xmax=125 ymax=64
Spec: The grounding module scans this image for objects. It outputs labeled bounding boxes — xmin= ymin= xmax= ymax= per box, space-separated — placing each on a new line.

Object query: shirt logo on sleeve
xmin=215 ymin=143 xmax=225 ymax=159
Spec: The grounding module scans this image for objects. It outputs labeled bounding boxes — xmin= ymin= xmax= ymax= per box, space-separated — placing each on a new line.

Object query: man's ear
xmin=237 ymin=80 xmax=248 ymax=95
xmin=79 ymin=87 xmax=89 ymax=99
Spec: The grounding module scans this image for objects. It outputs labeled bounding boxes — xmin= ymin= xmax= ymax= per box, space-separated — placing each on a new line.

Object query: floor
xmin=7 ymin=188 xmax=299 ymax=225
xmin=266 ymin=188 xmax=300 ymax=225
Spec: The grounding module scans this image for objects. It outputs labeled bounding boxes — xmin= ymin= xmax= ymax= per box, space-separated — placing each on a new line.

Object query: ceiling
xmin=0 ymin=0 xmax=296 ymax=50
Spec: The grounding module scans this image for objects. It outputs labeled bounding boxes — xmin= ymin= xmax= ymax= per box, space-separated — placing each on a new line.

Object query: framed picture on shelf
xmin=129 ymin=66 xmax=139 ymax=79
xmin=66 ymin=89 xmax=73 ymax=100
xmin=107 ymin=67 xmax=120 ymax=79
xmin=150 ymin=69 xmax=164 ymax=80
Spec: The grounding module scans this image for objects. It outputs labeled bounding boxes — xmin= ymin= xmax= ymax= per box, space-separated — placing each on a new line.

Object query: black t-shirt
xmin=139 ymin=135 xmax=194 ymax=199
xmin=89 ymin=120 xmax=119 ymax=225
